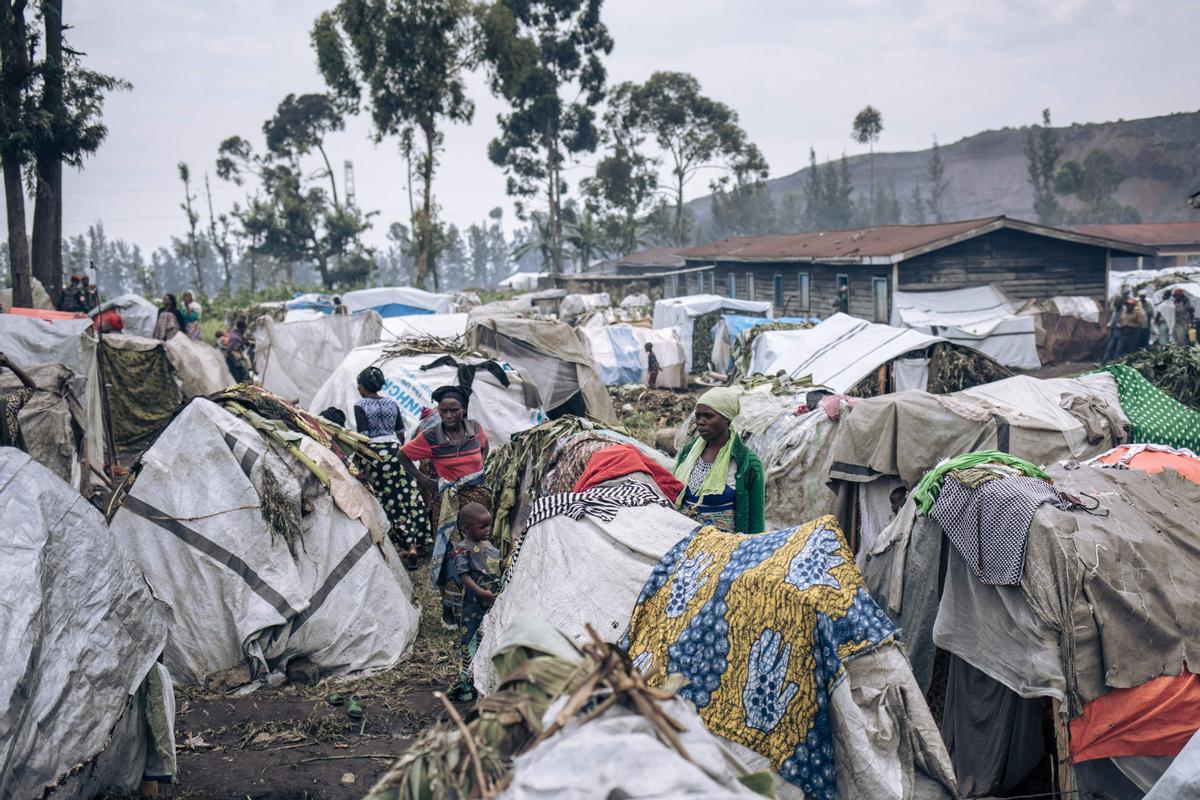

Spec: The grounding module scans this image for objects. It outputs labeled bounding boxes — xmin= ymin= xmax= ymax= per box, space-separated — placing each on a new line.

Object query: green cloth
xmin=1098 ymin=364 xmax=1200 ymax=451
xmin=101 ymin=341 xmax=180 ymax=453
xmin=911 ymin=449 xmax=1051 ymax=516
xmin=674 ymin=428 xmax=737 ymax=505
xmin=675 ymin=433 xmax=765 ymax=534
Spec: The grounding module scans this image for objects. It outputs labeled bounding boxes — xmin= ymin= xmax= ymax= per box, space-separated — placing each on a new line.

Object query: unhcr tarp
xmin=751 ymin=313 xmax=948 ymax=393
xmin=342 ymin=286 xmax=452 ymax=317
xmin=91 ymin=293 xmax=158 ymax=338
xmin=254 ymin=311 xmax=384 ymax=407
xmin=578 ymin=323 xmax=687 ymax=388
xmin=309 ymin=345 xmax=545 ymax=443
xmin=380 ymin=312 xmax=468 ymax=342
xmin=1 ymin=448 xmax=173 ymax=798
xmin=653 ymin=294 xmax=773 ymax=372
xmin=470 ymin=316 xmax=615 ymax=422
xmin=109 ymin=398 xmax=419 ymax=685
xmin=891 ymin=285 xmax=1041 ymax=370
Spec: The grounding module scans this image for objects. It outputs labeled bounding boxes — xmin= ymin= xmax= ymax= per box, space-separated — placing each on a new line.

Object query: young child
xmin=447 ymin=502 xmax=499 ymax=702
xmin=645 ymin=342 xmax=660 ymax=389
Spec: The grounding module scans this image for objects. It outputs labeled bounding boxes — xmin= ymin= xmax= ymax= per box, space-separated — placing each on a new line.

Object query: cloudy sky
xmin=26 ymin=0 xmax=1200 ymax=253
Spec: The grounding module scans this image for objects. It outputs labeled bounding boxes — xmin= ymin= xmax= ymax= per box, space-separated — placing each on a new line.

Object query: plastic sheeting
xmin=91 ymin=293 xmax=159 ymax=337
xmin=472 ymin=503 xmax=697 ymax=694
xmin=891 ymin=285 xmax=1041 ymax=370
xmin=578 ymin=324 xmax=687 ymax=388
xmin=380 ymin=312 xmax=468 ymax=342
xmin=309 ymin=346 xmax=546 ymax=444
xmin=1145 ymin=728 xmax=1200 ymax=799
xmin=1 ymin=448 xmax=169 ymax=799
xmin=163 ymin=331 xmax=235 ymax=398
xmin=498 ymin=271 xmax=545 ymax=290
xmin=341 ymin=286 xmax=452 ymax=317
xmin=751 ymin=313 xmax=946 ymax=393
xmin=254 ymin=312 xmax=384 ymax=407
xmin=653 ymin=294 xmax=773 ymax=372
xmin=559 ymin=292 xmax=611 ymax=320
xmin=1052 ymin=295 xmax=1101 ymax=323
xmin=711 ymin=314 xmax=813 ymax=373
xmin=109 ymin=399 xmax=420 ymax=685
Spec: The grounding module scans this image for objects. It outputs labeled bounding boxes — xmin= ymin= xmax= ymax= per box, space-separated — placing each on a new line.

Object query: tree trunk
xmin=316 ymin=143 xmax=340 ymax=209
xmin=673 ymin=177 xmax=685 ymax=247
xmin=421 ymin=126 xmax=437 ymax=291
xmin=203 ymin=173 xmax=231 ymax=294
xmin=1 ymin=0 xmax=32 ymax=307
xmin=3 ymin=158 xmax=31 ymax=306
xmin=868 ymin=144 xmax=875 ymax=225
xmin=30 ymin=0 xmax=62 ymax=300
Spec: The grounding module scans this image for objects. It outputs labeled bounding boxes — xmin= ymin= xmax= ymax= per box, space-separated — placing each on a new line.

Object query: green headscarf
xmin=674 ymin=387 xmax=741 ymax=505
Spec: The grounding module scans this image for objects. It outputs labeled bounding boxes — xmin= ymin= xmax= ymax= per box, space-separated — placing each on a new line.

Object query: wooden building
xmin=678 ymin=216 xmax=1152 ymax=321
xmin=1073 ymin=221 xmax=1200 ymax=270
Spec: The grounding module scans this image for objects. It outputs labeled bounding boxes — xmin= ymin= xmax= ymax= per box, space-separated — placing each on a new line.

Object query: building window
xmin=773 ymin=274 xmax=784 ymax=308
xmin=746 ymin=272 xmax=755 ymax=300
xmin=872 ymin=276 xmax=889 ymax=323
xmin=798 ymin=273 xmax=810 ymax=311
xmin=836 ymin=274 xmax=850 ymax=314
xmin=710 ymin=271 xmax=717 ymax=294
xmin=727 ymin=272 xmax=737 ymax=298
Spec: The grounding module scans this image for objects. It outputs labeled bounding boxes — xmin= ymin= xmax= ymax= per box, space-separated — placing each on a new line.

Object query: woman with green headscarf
xmin=673 ymin=387 xmax=765 ymax=533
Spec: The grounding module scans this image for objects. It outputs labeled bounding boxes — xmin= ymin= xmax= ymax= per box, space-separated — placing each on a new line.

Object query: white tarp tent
xmin=891 ymin=285 xmax=1040 ymax=370
xmin=1 ymin=448 xmax=175 ymax=797
xmin=751 ymin=313 xmax=947 ymax=394
xmin=109 ymin=399 xmax=419 ymax=685
xmin=559 ymin=292 xmax=611 ymax=320
xmin=1109 ymin=265 xmax=1200 ymax=299
xmin=342 ymin=286 xmax=452 ymax=317
xmin=309 ymin=345 xmax=546 ymax=443
xmin=253 ymin=312 xmax=384 ymax=407
xmin=498 ymin=271 xmax=545 ymax=291
xmin=380 ymin=312 xmax=468 ymax=342
xmin=92 ymin=293 xmax=159 ymax=338
xmin=577 ymin=324 xmax=687 ymax=388
xmin=652 ymin=294 xmax=773 ymax=372
xmin=163 ymin=331 xmax=235 ymax=398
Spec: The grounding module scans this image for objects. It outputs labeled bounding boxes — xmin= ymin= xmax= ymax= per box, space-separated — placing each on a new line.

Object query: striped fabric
xmin=402 ymin=419 xmax=488 ymax=481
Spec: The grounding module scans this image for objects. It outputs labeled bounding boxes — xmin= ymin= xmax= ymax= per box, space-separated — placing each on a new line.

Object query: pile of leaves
xmin=608 ymin=386 xmax=699 ymax=444
xmin=1114 ymin=344 xmax=1200 ymax=409
xmin=926 ymin=343 xmax=1012 ymax=394
xmin=383 ymin=335 xmax=474 ymax=359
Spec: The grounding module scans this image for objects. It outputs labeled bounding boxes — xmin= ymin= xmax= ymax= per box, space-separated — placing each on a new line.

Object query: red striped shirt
xmin=402 ymin=419 xmax=487 ymax=482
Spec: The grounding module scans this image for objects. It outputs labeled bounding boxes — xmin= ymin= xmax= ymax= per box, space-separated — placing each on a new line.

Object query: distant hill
xmin=687 ymin=110 xmax=1200 ymax=228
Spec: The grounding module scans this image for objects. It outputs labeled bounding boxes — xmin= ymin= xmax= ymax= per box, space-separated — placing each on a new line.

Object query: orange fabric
xmin=1070 ymin=672 xmax=1200 ymax=763
xmin=572 ymin=444 xmax=684 ymax=500
xmin=4 ymin=307 xmax=86 ymax=321
xmin=1097 ymin=446 xmax=1200 ymax=484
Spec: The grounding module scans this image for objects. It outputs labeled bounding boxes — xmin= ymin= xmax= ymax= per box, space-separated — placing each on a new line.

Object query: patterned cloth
xmin=624 ymin=517 xmax=897 ymax=800
xmin=680 ymin=458 xmax=737 ymax=532
xmin=450 ymin=540 xmax=500 ymax=684
xmin=402 ymin=419 xmax=488 ymax=482
xmin=357 ymin=441 xmax=431 ymax=552
xmin=930 ymin=475 xmax=1070 ymax=586
xmin=354 ymin=396 xmax=402 ymax=441
xmin=0 ymin=386 xmax=32 ymax=448
xmin=1099 ymin=364 xmax=1200 ymax=452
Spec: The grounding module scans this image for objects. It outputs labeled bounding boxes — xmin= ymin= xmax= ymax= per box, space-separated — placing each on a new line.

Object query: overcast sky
xmin=23 ymin=0 xmax=1200 ymax=254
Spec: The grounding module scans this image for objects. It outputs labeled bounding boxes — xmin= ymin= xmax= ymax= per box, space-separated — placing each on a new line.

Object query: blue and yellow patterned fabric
xmin=624 ymin=516 xmax=897 ymax=800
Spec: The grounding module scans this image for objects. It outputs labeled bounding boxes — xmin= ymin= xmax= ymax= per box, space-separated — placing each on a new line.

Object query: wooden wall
xmin=711 ymin=261 xmax=891 ymax=320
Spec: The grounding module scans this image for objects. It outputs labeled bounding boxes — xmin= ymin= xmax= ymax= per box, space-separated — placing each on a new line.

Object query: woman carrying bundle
xmin=674 ymin=387 xmax=765 ymax=534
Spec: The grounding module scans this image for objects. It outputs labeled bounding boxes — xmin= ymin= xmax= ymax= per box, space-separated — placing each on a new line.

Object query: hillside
xmin=688 ymin=110 xmax=1200 ymax=227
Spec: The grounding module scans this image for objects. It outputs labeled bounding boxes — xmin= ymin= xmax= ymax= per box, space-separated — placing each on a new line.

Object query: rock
xmin=654 ymin=428 xmax=679 ymax=456
xmin=265 ymin=670 xmax=287 ymax=688
xmin=204 ymin=663 xmax=252 ymax=694
xmin=340 ymin=772 xmax=356 ymax=785
xmin=285 ymin=657 xmax=321 ymax=686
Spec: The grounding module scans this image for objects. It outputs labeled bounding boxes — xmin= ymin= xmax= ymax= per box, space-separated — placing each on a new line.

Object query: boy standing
xmin=447 ymin=502 xmax=499 ymax=702
xmin=645 ymin=342 xmax=660 ymax=389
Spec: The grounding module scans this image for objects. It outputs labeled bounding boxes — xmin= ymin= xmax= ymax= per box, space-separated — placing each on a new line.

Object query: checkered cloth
xmin=931 ymin=475 xmax=1071 ymax=585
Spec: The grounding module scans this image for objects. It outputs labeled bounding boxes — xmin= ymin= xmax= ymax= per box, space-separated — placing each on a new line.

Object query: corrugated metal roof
xmin=1072 ymin=222 xmax=1200 ymax=247
xmin=680 ymin=216 xmax=1153 ymax=263
xmin=615 ymin=247 xmax=686 ymax=268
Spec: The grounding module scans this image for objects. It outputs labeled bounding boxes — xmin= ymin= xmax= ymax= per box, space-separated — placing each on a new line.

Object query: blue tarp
xmin=595 ymin=326 xmax=645 ymax=385
xmin=711 ymin=314 xmax=815 ymax=370
xmin=366 ymin=303 xmax=435 ymax=318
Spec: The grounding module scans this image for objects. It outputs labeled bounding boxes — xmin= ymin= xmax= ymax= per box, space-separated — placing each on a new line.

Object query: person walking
xmin=645 ymin=342 xmax=660 ymax=389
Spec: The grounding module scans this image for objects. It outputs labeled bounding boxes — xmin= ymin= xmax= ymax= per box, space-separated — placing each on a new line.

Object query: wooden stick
xmin=435 ymin=691 xmax=491 ymax=799
xmin=1051 ymin=698 xmax=1076 ymax=796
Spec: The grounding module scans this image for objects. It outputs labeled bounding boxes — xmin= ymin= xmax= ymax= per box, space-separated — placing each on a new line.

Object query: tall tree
xmin=802 ymin=148 xmax=823 ymax=230
xmin=1053 ymin=148 xmax=1139 ymax=223
xmin=1025 ymin=108 xmax=1062 ymax=225
xmin=926 ymin=135 xmax=948 ymax=223
xmin=203 ymin=172 xmax=233 ymax=293
xmin=479 ymin=0 xmax=613 ymax=273
xmin=616 ymin=71 xmax=767 ymax=247
xmin=907 ymin=182 xmax=926 ymax=224
xmin=177 ymin=162 xmax=204 ymax=293
xmin=0 ymin=0 xmax=33 ymax=306
xmin=314 ymin=0 xmax=476 ymax=290
xmin=582 ymin=82 xmax=658 ymax=256
xmin=851 ymin=105 xmax=883 ymax=223
xmin=263 ymin=92 xmax=345 ymax=207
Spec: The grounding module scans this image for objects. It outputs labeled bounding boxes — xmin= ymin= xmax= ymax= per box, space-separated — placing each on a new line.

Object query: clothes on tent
xmin=523 ymin=483 xmax=669 ymax=530
xmin=100 ymin=337 xmax=181 ymax=453
xmin=624 ymin=517 xmax=897 ymax=800
xmin=403 ymin=418 xmax=487 ymax=482
xmin=674 ymin=434 xmax=765 ymax=534
xmin=572 ymin=443 xmax=684 ymax=499
xmin=930 ymin=473 xmax=1070 ymax=586
xmin=358 ymin=441 xmax=431 ymax=554
xmin=543 ymin=436 xmax=624 ymax=494
xmin=911 ymin=449 xmax=1050 ymax=515
xmin=1099 ymin=365 xmax=1200 ymax=451
xmin=1070 ymin=673 xmax=1200 ymax=763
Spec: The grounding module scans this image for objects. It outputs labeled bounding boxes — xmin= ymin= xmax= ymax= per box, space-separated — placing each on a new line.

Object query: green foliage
xmin=479 ymin=0 xmax=613 ymax=272
xmin=804 ymin=150 xmax=855 ymax=230
xmin=1053 ymin=148 xmax=1141 ymax=223
xmin=1025 ymin=108 xmax=1063 ymax=225
xmin=851 ymin=105 xmax=883 ymax=148
xmin=707 ymin=181 xmax=778 ymax=239
xmin=926 ymin=135 xmax=948 ymax=223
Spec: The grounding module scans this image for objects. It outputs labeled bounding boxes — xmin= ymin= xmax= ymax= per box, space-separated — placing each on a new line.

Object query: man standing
xmin=645 ymin=342 xmax=660 ymax=389
xmin=1115 ymin=297 xmax=1147 ymax=358
xmin=57 ymin=275 xmax=84 ymax=312
xmin=1101 ymin=292 xmax=1127 ymax=364
xmin=79 ymin=276 xmax=99 ymax=312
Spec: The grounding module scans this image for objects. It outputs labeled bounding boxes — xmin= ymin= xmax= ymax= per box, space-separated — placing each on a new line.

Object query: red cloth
xmin=572 ymin=444 xmax=684 ymax=500
xmin=1070 ymin=672 xmax=1200 ymax=763
xmin=95 ymin=309 xmax=124 ymax=332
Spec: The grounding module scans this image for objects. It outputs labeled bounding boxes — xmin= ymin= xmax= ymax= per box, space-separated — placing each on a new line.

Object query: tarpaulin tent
xmin=469 ymin=316 xmax=616 ymax=422
xmin=652 ymin=294 xmax=773 ymax=372
xmin=497 ymin=271 xmax=545 ymax=291
xmin=309 ymin=344 xmax=545 ymax=444
xmin=380 ymin=312 xmax=468 ymax=342
xmin=99 ymin=334 xmax=182 ymax=453
xmin=162 ymin=331 xmax=235 ymax=399
xmin=559 ymin=292 xmax=610 ymax=321
xmin=253 ymin=311 xmax=384 ymax=407
xmin=1 ymin=448 xmax=175 ymax=798
xmin=0 ymin=362 xmax=85 ymax=491
xmin=91 ymin=293 xmax=158 ymax=338
xmin=577 ymin=323 xmax=686 ymax=388
xmin=342 ymin=286 xmax=453 ymax=317
xmin=711 ymin=314 xmax=814 ymax=374
xmin=0 ymin=275 xmax=54 ymax=310
xmin=751 ymin=313 xmax=949 ymax=393
xmin=108 ymin=398 xmax=419 ymax=685
xmin=891 ymin=285 xmax=1041 ymax=370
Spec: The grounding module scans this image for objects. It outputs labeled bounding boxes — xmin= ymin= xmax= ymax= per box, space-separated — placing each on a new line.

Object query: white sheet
xmin=892 ymin=285 xmax=1040 ymax=370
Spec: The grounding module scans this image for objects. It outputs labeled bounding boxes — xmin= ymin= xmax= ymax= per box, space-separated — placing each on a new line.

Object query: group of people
xmin=324 ymin=369 xmax=766 ymax=702
xmin=57 ymin=274 xmax=100 ymax=313
xmin=1102 ymin=286 xmax=1196 ymax=363
xmin=152 ymin=292 xmax=203 ymax=341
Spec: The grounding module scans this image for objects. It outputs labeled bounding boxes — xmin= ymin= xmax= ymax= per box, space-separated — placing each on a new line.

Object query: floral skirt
xmin=361 ymin=441 xmax=432 ymax=553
